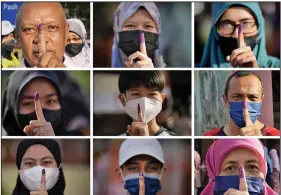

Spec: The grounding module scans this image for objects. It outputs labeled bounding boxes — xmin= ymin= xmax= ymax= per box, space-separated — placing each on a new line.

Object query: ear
xmin=222 ymin=94 xmax=229 ymax=109
xmin=261 ymin=94 xmax=264 ymax=104
xmin=14 ymin=30 xmax=20 ymax=47
xmin=116 ymin=167 xmax=123 ymax=183
xmin=119 ymin=94 xmax=126 ymax=107
xmin=65 ymin=23 xmax=70 ymax=46
xmin=160 ymin=93 xmax=165 ymax=104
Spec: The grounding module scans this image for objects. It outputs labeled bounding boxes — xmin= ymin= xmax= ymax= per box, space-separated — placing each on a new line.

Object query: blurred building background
xmin=93 ymin=2 xmax=192 ymax=67
xmin=93 ymin=139 xmax=191 ymax=195
xmin=194 ymin=2 xmax=280 ymax=64
xmin=1 ymin=139 xmax=90 ymax=195
xmin=194 ymin=70 xmax=280 ymax=135
xmin=93 ymin=70 xmax=192 ymax=136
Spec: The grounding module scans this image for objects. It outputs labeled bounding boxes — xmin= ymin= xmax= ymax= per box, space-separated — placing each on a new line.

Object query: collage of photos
xmin=1 ymin=1 xmax=280 ymax=195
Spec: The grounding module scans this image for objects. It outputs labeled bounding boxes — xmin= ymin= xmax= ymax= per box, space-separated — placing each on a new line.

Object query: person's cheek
xmin=48 ymin=31 xmax=64 ymax=60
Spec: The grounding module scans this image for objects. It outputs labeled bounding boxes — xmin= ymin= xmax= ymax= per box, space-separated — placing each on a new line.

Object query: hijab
xmin=201 ymin=139 xmax=277 ymax=195
xmin=111 ymin=2 xmax=165 ymax=68
xmin=1 ymin=71 xmax=65 ymax=135
xmin=12 ymin=139 xmax=65 ymax=195
xmin=197 ymin=2 xmax=280 ymax=68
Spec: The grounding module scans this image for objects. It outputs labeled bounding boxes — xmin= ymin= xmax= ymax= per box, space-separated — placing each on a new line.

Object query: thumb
xmin=243 ymin=101 xmax=253 ymax=127
xmin=238 ymin=24 xmax=246 ymax=48
xmin=239 ymin=167 xmax=248 ymax=191
xmin=139 ymin=172 xmax=145 ymax=195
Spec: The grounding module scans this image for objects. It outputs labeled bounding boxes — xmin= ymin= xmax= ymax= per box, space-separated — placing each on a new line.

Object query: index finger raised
xmin=140 ymin=32 xmax=147 ymax=56
xmin=137 ymin=103 xmax=144 ymax=122
xmin=38 ymin=23 xmax=46 ymax=58
xmin=40 ymin=168 xmax=47 ymax=191
xmin=139 ymin=172 xmax=145 ymax=195
xmin=243 ymin=101 xmax=253 ymax=127
xmin=34 ymin=93 xmax=46 ymax=122
xmin=239 ymin=167 xmax=248 ymax=191
xmin=238 ymin=24 xmax=246 ymax=48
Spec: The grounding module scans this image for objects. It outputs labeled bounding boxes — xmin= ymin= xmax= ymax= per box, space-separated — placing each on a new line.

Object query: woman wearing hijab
xmin=201 ymin=139 xmax=277 ymax=195
xmin=1 ymin=71 xmax=82 ymax=136
xmin=13 ymin=139 xmax=65 ymax=195
xmin=112 ymin=2 xmax=165 ymax=68
xmin=197 ymin=2 xmax=280 ymax=68
xmin=64 ymin=18 xmax=90 ymax=68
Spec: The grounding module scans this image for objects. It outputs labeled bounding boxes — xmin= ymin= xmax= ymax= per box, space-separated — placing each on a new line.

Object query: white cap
xmin=119 ymin=139 xmax=164 ymax=166
xmin=2 ymin=20 xmax=14 ymax=36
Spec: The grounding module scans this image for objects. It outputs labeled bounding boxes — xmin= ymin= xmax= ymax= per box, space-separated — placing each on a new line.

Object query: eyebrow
xmin=23 ymin=156 xmax=54 ymax=162
xmin=246 ymin=159 xmax=259 ymax=164
xmin=21 ymin=93 xmax=58 ymax=100
xmin=220 ymin=18 xmax=255 ymax=23
xmin=41 ymin=156 xmax=55 ymax=161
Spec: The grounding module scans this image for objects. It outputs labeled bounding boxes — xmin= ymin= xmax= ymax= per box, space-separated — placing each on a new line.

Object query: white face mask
xmin=19 ymin=165 xmax=61 ymax=191
xmin=124 ymin=96 xmax=162 ymax=123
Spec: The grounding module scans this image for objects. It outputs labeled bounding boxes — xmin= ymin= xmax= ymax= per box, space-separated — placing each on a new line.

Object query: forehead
xmin=228 ymin=75 xmax=262 ymax=93
xmin=222 ymin=147 xmax=260 ymax=164
xmin=20 ymin=3 xmax=65 ymax=24
xmin=22 ymin=144 xmax=54 ymax=159
xmin=21 ymin=78 xmax=57 ymax=95
xmin=69 ymin=32 xmax=80 ymax=37
xmin=125 ymin=154 xmax=160 ymax=164
xmin=125 ymin=8 xmax=155 ymax=23
xmin=220 ymin=6 xmax=255 ymax=21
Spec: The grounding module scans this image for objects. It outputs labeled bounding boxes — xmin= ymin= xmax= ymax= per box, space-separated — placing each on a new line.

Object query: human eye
xmin=47 ymin=97 xmax=59 ymax=106
xmin=128 ymin=166 xmax=139 ymax=173
xmin=221 ymin=22 xmax=233 ymax=29
xmin=247 ymin=164 xmax=260 ymax=172
xmin=124 ymin=24 xmax=135 ymax=29
xmin=46 ymin=25 xmax=59 ymax=32
xmin=42 ymin=160 xmax=53 ymax=166
xmin=23 ymin=27 xmax=36 ymax=34
xmin=224 ymin=165 xmax=238 ymax=173
xmin=21 ymin=100 xmax=34 ymax=107
xmin=24 ymin=161 xmax=35 ymax=167
xmin=147 ymin=165 xmax=160 ymax=172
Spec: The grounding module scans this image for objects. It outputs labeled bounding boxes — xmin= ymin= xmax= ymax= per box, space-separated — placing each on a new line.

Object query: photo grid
xmin=0 ymin=1 xmax=280 ymax=195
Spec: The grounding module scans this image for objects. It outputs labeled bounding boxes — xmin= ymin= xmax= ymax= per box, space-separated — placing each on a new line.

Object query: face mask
xmin=124 ymin=96 xmax=162 ymax=123
xmin=19 ymin=165 xmax=61 ymax=191
xmin=123 ymin=173 xmax=162 ymax=195
xmin=65 ymin=43 xmax=84 ymax=57
xmin=229 ymin=101 xmax=261 ymax=128
xmin=214 ymin=175 xmax=264 ymax=195
xmin=118 ymin=30 xmax=159 ymax=62
xmin=1 ymin=39 xmax=15 ymax=60
xmin=218 ymin=34 xmax=259 ymax=59
xmin=17 ymin=109 xmax=62 ymax=132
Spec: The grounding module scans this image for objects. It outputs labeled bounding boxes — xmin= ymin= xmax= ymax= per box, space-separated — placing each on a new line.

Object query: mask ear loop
xmin=122 ymin=94 xmax=127 ymax=104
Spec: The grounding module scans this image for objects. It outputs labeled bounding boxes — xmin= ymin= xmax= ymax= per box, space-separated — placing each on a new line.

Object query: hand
xmin=224 ymin=167 xmax=249 ymax=195
xmin=139 ymin=172 xmax=145 ymax=195
xmin=30 ymin=169 xmax=48 ymax=195
xmin=23 ymin=93 xmax=55 ymax=136
xmin=37 ymin=23 xmax=65 ymax=68
xmin=125 ymin=32 xmax=154 ymax=68
xmin=226 ymin=25 xmax=258 ymax=68
xmin=127 ymin=104 xmax=149 ymax=136
xmin=240 ymin=101 xmax=262 ymax=136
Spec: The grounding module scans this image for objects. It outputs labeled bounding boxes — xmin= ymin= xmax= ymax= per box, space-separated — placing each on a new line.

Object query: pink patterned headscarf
xmin=201 ymin=139 xmax=277 ymax=195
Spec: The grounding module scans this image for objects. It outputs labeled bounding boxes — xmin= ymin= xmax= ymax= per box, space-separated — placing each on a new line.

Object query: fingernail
xmin=140 ymin=32 xmax=145 ymax=44
xmin=138 ymin=104 xmax=140 ymax=114
xmin=243 ymin=101 xmax=247 ymax=108
xmin=239 ymin=167 xmax=245 ymax=178
xmin=238 ymin=23 xmax=242 ymax=34
xmin=42 ymin=169 xmax=45 ymax=175
xmin=34 ymin=93 xmax=39 ymax=101
xmin=139 ymin=172 xmax=144 ymax=176
xmin=39 ymin=23 xmax=44 ymax=30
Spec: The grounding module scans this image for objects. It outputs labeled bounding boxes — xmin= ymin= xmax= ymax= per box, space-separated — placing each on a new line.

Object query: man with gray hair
xmin=15 ymin=2 xmax=75 ymax=68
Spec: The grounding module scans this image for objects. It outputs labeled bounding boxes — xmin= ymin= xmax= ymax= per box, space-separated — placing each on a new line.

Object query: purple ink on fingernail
xmin=34 ymin=92 xmax=39 ymax=101
xmin=39 ymin=23 xmax=44 ymax=30
xmin=139 ymin=172 xmax=144 ymax=176
xmin=238 ymin=24 xmax=242 ymax=34
xmin=239 ymin=167 xmax=245 ymax=178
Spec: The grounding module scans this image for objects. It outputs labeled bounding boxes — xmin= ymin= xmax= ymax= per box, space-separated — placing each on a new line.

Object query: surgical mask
xmin=218 ymin=34 xmax=260 ymax=59
xmin=214 ymin=175 xmax=264 ymax=195
xmin=19 ymin=165 xmax=61 ymax=191
xmin=17 ymin=109 xmax=62 ymax=132
xmin=124 ymin=95 xmax=162 ymax=123
xmin=229 ymin=101 xmax=261 ymax=128
xmin=118 ymin=30 xmax=159 ymax=62
xmin=122 ymin=172 xmax=162 ymax=195
xmin=65 ymin=43 xmax=84 ymax=57
xmin=1 ymin=39 xmax=15 ymax=60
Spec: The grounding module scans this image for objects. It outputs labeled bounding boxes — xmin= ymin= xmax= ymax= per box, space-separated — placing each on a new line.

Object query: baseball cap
xmin=67 ymin=18 xmax=87 ymax=41
xmin=119 ymin=139 xmax=164 ymax=166
xmin=2 ymin=20 xmax=14 ymax=36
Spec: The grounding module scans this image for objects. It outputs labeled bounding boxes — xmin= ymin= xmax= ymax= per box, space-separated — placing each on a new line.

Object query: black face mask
xmin=1 ymin=40 xmax=15 ymax=60
xmin=65 ymin=43 xmax=84 ymax=57
xmin=118 ymin=30 xmax=159 ymax=62
xmin=17 ymin=109 xmax=62 ymax=132
xmin=218 ymin=34 xmax=260 ymax=59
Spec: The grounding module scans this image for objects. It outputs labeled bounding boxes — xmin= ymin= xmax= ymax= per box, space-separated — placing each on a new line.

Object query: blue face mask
xmin=229 ymin=102 xmax=261 ymax=128
xmin=214 ymin=175 xmax=264 ymax=195
xmin=123 ymin=173 xmax=161 ymax=195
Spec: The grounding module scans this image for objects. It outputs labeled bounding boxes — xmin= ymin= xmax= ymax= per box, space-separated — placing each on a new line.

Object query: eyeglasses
xmin=217 ymin=21 xmax=258 ymax=36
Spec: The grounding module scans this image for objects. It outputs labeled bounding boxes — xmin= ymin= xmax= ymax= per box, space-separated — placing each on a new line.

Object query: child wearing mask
xmin=118 ymin=71 xmax=175 ymax=136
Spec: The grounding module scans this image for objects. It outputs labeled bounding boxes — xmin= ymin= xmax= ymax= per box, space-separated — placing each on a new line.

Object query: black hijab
xmin=2 ymin=71 xmax=66 ymax=135
xmin=12 ymin=139 xmax=65 ymax=195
